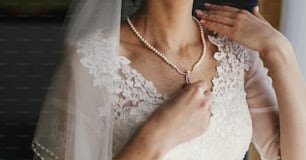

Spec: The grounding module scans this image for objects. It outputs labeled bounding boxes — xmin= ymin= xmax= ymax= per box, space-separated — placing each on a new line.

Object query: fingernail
xmin=204 ymin=3 xmax=211 ymax=7
xmin=254 ymin=6 xmax=259 ymax=12
xmin=200 ymin=19 xmax=206 ymax=23
xmin=195 ymin=9 xmax=204 ymax=16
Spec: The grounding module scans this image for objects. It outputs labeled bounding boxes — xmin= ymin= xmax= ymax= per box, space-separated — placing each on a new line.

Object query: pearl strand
xmin=126 ymin=16 xmax=207 ymax=84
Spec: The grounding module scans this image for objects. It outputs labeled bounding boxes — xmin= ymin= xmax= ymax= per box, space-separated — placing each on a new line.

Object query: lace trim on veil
xmin=32 ymin=141 xmax=59 ymax=160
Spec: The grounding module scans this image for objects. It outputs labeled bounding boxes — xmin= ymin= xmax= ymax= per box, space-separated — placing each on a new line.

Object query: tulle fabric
xmin=32 ymin=48 xmax=114 ymax=160
xmin=246 ymin=52 xmax=281 ymax=160
xmin=32 ymin=0 xmax=122 ymax=159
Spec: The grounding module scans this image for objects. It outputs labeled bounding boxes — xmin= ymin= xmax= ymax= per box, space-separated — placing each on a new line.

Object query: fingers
xmin=252 ymin=6 xmax=264 ymax=20
xmin=252 ymin=6 xmax=271 ymax=25
xmin=188 ymin=80 xmax=212 ymax=95
xmin=190 ymin=80 xmax=212 ymax=106
xmin=204 ymin=90 xmax=212 ymax=99
xmin=196 ymin=9 xmax=236 ymax=19
xmin=183 ymin=80 xmax=212 ymax=109
xmin=195 ymin=9 xmax=235 ymax=27
xmin=195 ymin=4 xmax=247 ymax=35
xmin=203 ymin=3 xmax=269 ymax=26
xmin=195 ymin=4 xmax=261 ymax=39
xmin=185 ymin=81 xmax=213 ymax=121
xmin=204 ymin=3 xmax=241 ymax=13
xmin=190 ymin=80 xmax=208 ymax=93
xmin=191 ymin=80 xmax=212 ymax=91
xmin=200 ymin=21 xmax=232 ymax=37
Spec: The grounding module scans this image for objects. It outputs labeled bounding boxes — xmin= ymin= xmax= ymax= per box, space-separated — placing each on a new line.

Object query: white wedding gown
xmin=77 ymin=30 xmax=281 ymax=160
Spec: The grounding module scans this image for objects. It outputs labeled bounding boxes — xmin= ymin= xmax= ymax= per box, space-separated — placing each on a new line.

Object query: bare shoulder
xmin=120 ymin=21 xmax=148 ymax=60
xmin=120 ymin=21 xmax=137 ymax=58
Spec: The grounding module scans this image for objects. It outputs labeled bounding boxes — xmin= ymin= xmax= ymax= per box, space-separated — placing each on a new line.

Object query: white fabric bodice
xmin=111 ymin=34 xmax=253 ymax=160
xmin=78 ymin=29 xmax=280 ymax=160
xmin=31 ymin=26 xmax=280 ymax=160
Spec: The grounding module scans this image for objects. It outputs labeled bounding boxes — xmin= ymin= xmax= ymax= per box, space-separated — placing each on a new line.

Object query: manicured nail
xmin=204 ymin=3 xmax=211 ymax=7
xmin=200 ymin=19 xmax=206 ymax=23
xmin=195 ymin=9 xmax=204 ymax=16
xmin=254 ymin=6 xmax=259 ymax=12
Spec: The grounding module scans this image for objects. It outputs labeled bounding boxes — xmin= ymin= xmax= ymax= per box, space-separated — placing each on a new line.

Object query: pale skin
xmin=115 ymin=1 xmax=306 ymax=160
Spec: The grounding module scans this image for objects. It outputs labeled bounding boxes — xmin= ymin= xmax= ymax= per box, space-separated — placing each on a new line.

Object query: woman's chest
xmin=111 ymin=55 xmax=253 ymax=159
xmin=111 ymin=69 xmax=252 ymax=159
xmin=119 ymin=44 xmax=218 ymax=96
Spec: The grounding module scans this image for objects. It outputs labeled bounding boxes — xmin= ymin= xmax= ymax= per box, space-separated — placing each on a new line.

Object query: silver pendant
xmin=185 ymin=71 xmax=191 ymax=85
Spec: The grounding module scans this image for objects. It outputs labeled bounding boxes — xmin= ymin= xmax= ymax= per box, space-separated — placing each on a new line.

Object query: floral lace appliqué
xmin=110 ymin=33 xmax=254 ymax=160
xmin=76 ymin=29 xmax=121 ymax=91
xmin=73 ymin=29 xmax=280 ymax=160
xmin=112 ymin=56 xmax=168 ymax=120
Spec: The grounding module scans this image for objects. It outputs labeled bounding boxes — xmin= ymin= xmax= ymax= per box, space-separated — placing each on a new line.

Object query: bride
xmin=32 ymin=0 xmax=306 ymax=160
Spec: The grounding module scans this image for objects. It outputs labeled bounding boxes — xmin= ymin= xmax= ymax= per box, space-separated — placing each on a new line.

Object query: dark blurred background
xmin=0 ymin=0 xmax=70 ymax=159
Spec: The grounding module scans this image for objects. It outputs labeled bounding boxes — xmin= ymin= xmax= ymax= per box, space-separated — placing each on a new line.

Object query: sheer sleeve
xmin=245 ymin=51 xmax=281 ymax=160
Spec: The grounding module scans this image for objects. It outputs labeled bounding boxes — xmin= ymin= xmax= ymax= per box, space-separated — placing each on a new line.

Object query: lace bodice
xmin=110 ymin=33 xmax=253 ymax=160
xmin=78 ymin=30 xmax=281 ymax=160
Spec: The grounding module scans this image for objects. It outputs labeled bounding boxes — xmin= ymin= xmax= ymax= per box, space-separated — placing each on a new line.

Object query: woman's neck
xmin=130 ymin=0 xmax=199 ymax=51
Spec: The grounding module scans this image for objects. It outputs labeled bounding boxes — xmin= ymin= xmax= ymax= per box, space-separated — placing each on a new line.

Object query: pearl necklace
xmin=126 ymin=16 xmax=206 ymax=85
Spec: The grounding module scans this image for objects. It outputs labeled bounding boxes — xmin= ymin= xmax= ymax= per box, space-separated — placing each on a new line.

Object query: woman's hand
xmin=145 ymin=80 xmax=212 ymax=152
xmin=115 ymin=80 xmax=212 ymax=160
xmin=195 ymin=4 xmax=291 ymax=55
xmin=195 ymin=4 xmax=306 ymax=160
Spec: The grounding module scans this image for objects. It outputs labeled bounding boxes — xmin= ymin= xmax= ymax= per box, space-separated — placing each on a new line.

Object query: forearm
xmin=114 ymin=123 xmax=164 ymax=160
xmin=261 ymin=45 xmax=306 ymax=159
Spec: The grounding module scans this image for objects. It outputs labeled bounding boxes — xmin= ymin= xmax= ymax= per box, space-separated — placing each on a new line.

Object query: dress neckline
xmin=118 ymin=34 xmax=222 ymax=99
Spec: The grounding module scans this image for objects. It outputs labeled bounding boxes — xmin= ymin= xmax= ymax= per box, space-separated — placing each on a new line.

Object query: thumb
xmin=252 ymin=6 xmax=262 ymax=18
xmin=252 ymin=6 xmax=270 ymax=24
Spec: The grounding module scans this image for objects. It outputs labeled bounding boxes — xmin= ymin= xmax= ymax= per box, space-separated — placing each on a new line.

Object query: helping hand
xmin=126 ymin=80 xmax=213 ymax=158
xmin=195 ymin=3 xmax=290 ymax=55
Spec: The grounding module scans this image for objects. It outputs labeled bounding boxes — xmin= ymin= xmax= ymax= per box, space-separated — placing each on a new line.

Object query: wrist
xmin=260 ymin=42 xmax=297 ymax=77
xmin=259 ymin=29 xmax=292 ymax=56
xmin=115 ymin=123 xmax=165 ymax=160
xmin=260 ymin=35 xmax=295 ymax=68
xmin=136 ymin=124 xmax=165 ymax=159
xmin=137 ymin=120 xmax=169 ymax=158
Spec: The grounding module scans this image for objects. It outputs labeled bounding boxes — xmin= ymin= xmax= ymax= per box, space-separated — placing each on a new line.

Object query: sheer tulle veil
xmin=32 ymin=0 xmax=204 ymax=159
xmin=32 ymin=0 xmax=124 ymax=159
